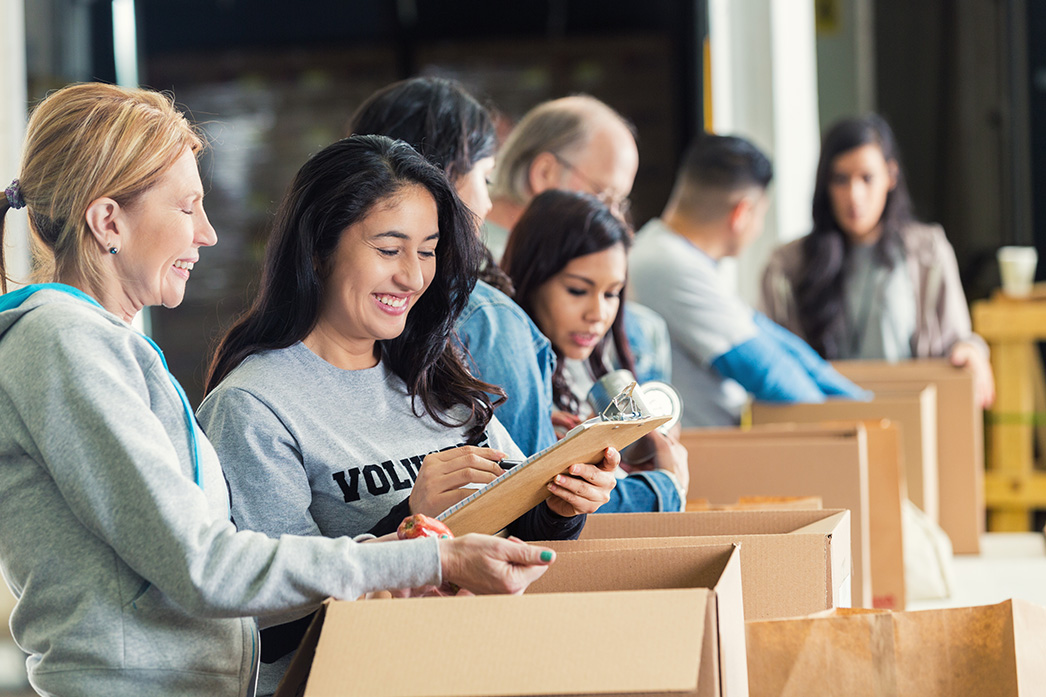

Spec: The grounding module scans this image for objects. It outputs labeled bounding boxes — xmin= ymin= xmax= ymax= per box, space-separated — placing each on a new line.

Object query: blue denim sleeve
xmin=751 ymin=312 xmax=871 ymax=400
xmin=456 ymin=289 xmax=558 ymax=457
xmin=594 ymin=471 xmax=683 ymax=513
xmin=710 ymin=332 xmax=828 ymax=403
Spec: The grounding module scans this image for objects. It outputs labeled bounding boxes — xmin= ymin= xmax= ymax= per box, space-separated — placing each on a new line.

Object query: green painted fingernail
xmin=540 ymin=550 xmax=553 ymax=562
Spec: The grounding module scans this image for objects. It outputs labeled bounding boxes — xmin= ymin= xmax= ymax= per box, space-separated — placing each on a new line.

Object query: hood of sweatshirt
xmin=0 ymin=284 xmax=108 ymax=340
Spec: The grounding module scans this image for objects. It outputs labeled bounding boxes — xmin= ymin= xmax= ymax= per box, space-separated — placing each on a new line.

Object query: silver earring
xmin=108 ymin=246 xmax=118 ymax=255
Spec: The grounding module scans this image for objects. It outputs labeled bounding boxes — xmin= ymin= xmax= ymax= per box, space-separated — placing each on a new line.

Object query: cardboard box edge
xmin=272 ymin=599 xmax=332 ymax=697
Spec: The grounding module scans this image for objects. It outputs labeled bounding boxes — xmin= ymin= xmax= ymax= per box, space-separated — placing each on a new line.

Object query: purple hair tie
xmin=5 ymin=179 xmax=25 ymax=210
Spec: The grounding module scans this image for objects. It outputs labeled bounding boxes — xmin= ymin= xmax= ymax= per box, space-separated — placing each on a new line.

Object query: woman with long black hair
xmin=347 ymin=76 xmax=556 ymax=456
xmin=760 ymin=114 xmax=994 ymax=407
xmin=198 ymin=135 xmax=616 ymax=696
xmin=349 ymin=77 xmax=680 ymax=514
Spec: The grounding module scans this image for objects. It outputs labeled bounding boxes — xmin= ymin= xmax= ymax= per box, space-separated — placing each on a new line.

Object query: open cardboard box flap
xmin=750 ymin=388 xmax=938 ymax=526
xmin=276 ymin=543 xmax=746 ymax=697
xmin=526 ymin=543 xmax=747 ymax=697
xmin=563 ymin=510 xmax=850 ymax=621
xmin=578 ymin=509 xmax=847 ymax=539
xmin=832 ymin=358 xmax=984 ymax=554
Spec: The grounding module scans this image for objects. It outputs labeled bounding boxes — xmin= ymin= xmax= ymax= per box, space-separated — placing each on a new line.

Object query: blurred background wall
xmin=5 ymin=0 xmax=1037 ymax=408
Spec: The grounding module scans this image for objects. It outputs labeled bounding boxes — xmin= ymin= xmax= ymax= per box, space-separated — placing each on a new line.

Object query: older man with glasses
xmin=487 ymin=95 xmax=637 ymax=256
xmin=485 ymin=94 xmax=670 ymax=385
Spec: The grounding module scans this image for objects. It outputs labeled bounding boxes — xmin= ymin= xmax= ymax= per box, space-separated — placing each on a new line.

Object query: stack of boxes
xmin=274 ymin=359 xmax=1043 ymax=696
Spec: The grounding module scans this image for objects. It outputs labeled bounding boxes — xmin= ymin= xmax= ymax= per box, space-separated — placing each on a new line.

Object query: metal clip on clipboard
xmin=437 ymin=382 xmax=671 ymax=535
xmin=598 ymin=381 xmax=651 ymax=422
xmin=470 ymin=382 xmax=651 ymax=485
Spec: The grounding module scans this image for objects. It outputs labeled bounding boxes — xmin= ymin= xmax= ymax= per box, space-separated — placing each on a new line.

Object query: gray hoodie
xmin=0 ymin=288 xmax=441 ymax=697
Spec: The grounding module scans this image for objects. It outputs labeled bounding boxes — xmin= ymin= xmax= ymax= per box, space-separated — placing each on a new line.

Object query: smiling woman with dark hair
xmin=346 ymin=77 xmax=558 ymax=456
xmin=198 ymin=135 xmax=617 ymax=696
xmin=204 ymin=135 xmax=493 ymax=441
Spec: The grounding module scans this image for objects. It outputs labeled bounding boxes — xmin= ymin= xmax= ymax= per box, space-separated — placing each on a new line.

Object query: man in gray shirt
xmin=630 ymin=135 xmax=867 ymax=426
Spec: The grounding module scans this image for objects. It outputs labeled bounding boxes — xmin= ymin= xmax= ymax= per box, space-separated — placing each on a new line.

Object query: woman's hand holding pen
xmin=544 ymin=446 xmax=619 ymax=516
xmin=409 ymin=446 xmax=507 ymax=517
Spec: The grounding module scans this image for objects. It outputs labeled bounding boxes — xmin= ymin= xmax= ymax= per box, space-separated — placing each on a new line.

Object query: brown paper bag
xmin=746 ymin=609 xmax=897 ymax=697
xmin=747 ymin=600 xmax=1046 ymax=697
xmin=893 ymin=599 xmax=1046 ymax=696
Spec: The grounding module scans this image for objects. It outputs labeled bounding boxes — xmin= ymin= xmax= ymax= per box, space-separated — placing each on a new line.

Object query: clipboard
xmin=436 ymin=413 xmax=671 ymax=536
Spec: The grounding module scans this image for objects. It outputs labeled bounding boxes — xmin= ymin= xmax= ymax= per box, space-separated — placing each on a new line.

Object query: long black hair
xmin=501 ymin=189 xmax=635 ymax=414
xmin=797 ymin=114 xmax=915 ymax=358
xmin=206 ymin=134 xmax=501 ymax=440
xmin=347 ymin=76 xmax=513 ymax=295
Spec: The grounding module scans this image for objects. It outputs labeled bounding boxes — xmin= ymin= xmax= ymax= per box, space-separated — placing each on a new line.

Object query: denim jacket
xmin=598 ymin=470 xmax=685 ymax=513
xmin=457 ymin=282 xmax=684 ymax=513
xmin=455 ymin=280 xmax=557 ymax=457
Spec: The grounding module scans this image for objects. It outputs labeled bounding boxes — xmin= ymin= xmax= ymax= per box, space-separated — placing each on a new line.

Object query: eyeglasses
xmin=551 ymin=153 xmax=632 ymax=218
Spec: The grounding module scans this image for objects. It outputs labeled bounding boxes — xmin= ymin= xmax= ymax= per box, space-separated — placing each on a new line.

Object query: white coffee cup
xmin=997 ymin=246 xmax=1038 ymax=298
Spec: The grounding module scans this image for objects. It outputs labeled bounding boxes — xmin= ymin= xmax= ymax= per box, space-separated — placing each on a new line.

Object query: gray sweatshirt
xmin=198 ymin=343 xmax=527 ymax=538
xmin=197 ymin=341 xmax=582 ymax=696
xmin=0 ymin=289 xmax=441 ymax=697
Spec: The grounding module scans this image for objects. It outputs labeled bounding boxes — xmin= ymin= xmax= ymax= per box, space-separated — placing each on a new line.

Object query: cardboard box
xmin=746 ymin=599 xmax=1046 ymax=696
xmin=681 ymin=422 xmax=906 ymax=610
xmin=277 ymin=543 xmax=747 ymax=697
xmin=686 ymin=496 xmax=823 ymax=512
xmin=750 ymin=387 xmax=938 ymax=525
xmin=834 ymin=359 xmax=985 ymax=554
xmin=776 ymin=419 xmax=906 ymax=610
xmin=856 ymin=420 xmax=906 ymax=610
xmin=528 ymin=542 xmax=747 ymax=697
xmin=680 ymin=425 xmax=874 ymax=608
xmin=561 ymin=509 xmax=850 ymax=619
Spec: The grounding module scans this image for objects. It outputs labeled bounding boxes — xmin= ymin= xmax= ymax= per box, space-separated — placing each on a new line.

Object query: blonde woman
xmin=0 ymin=83 xmax=554 ymax=697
